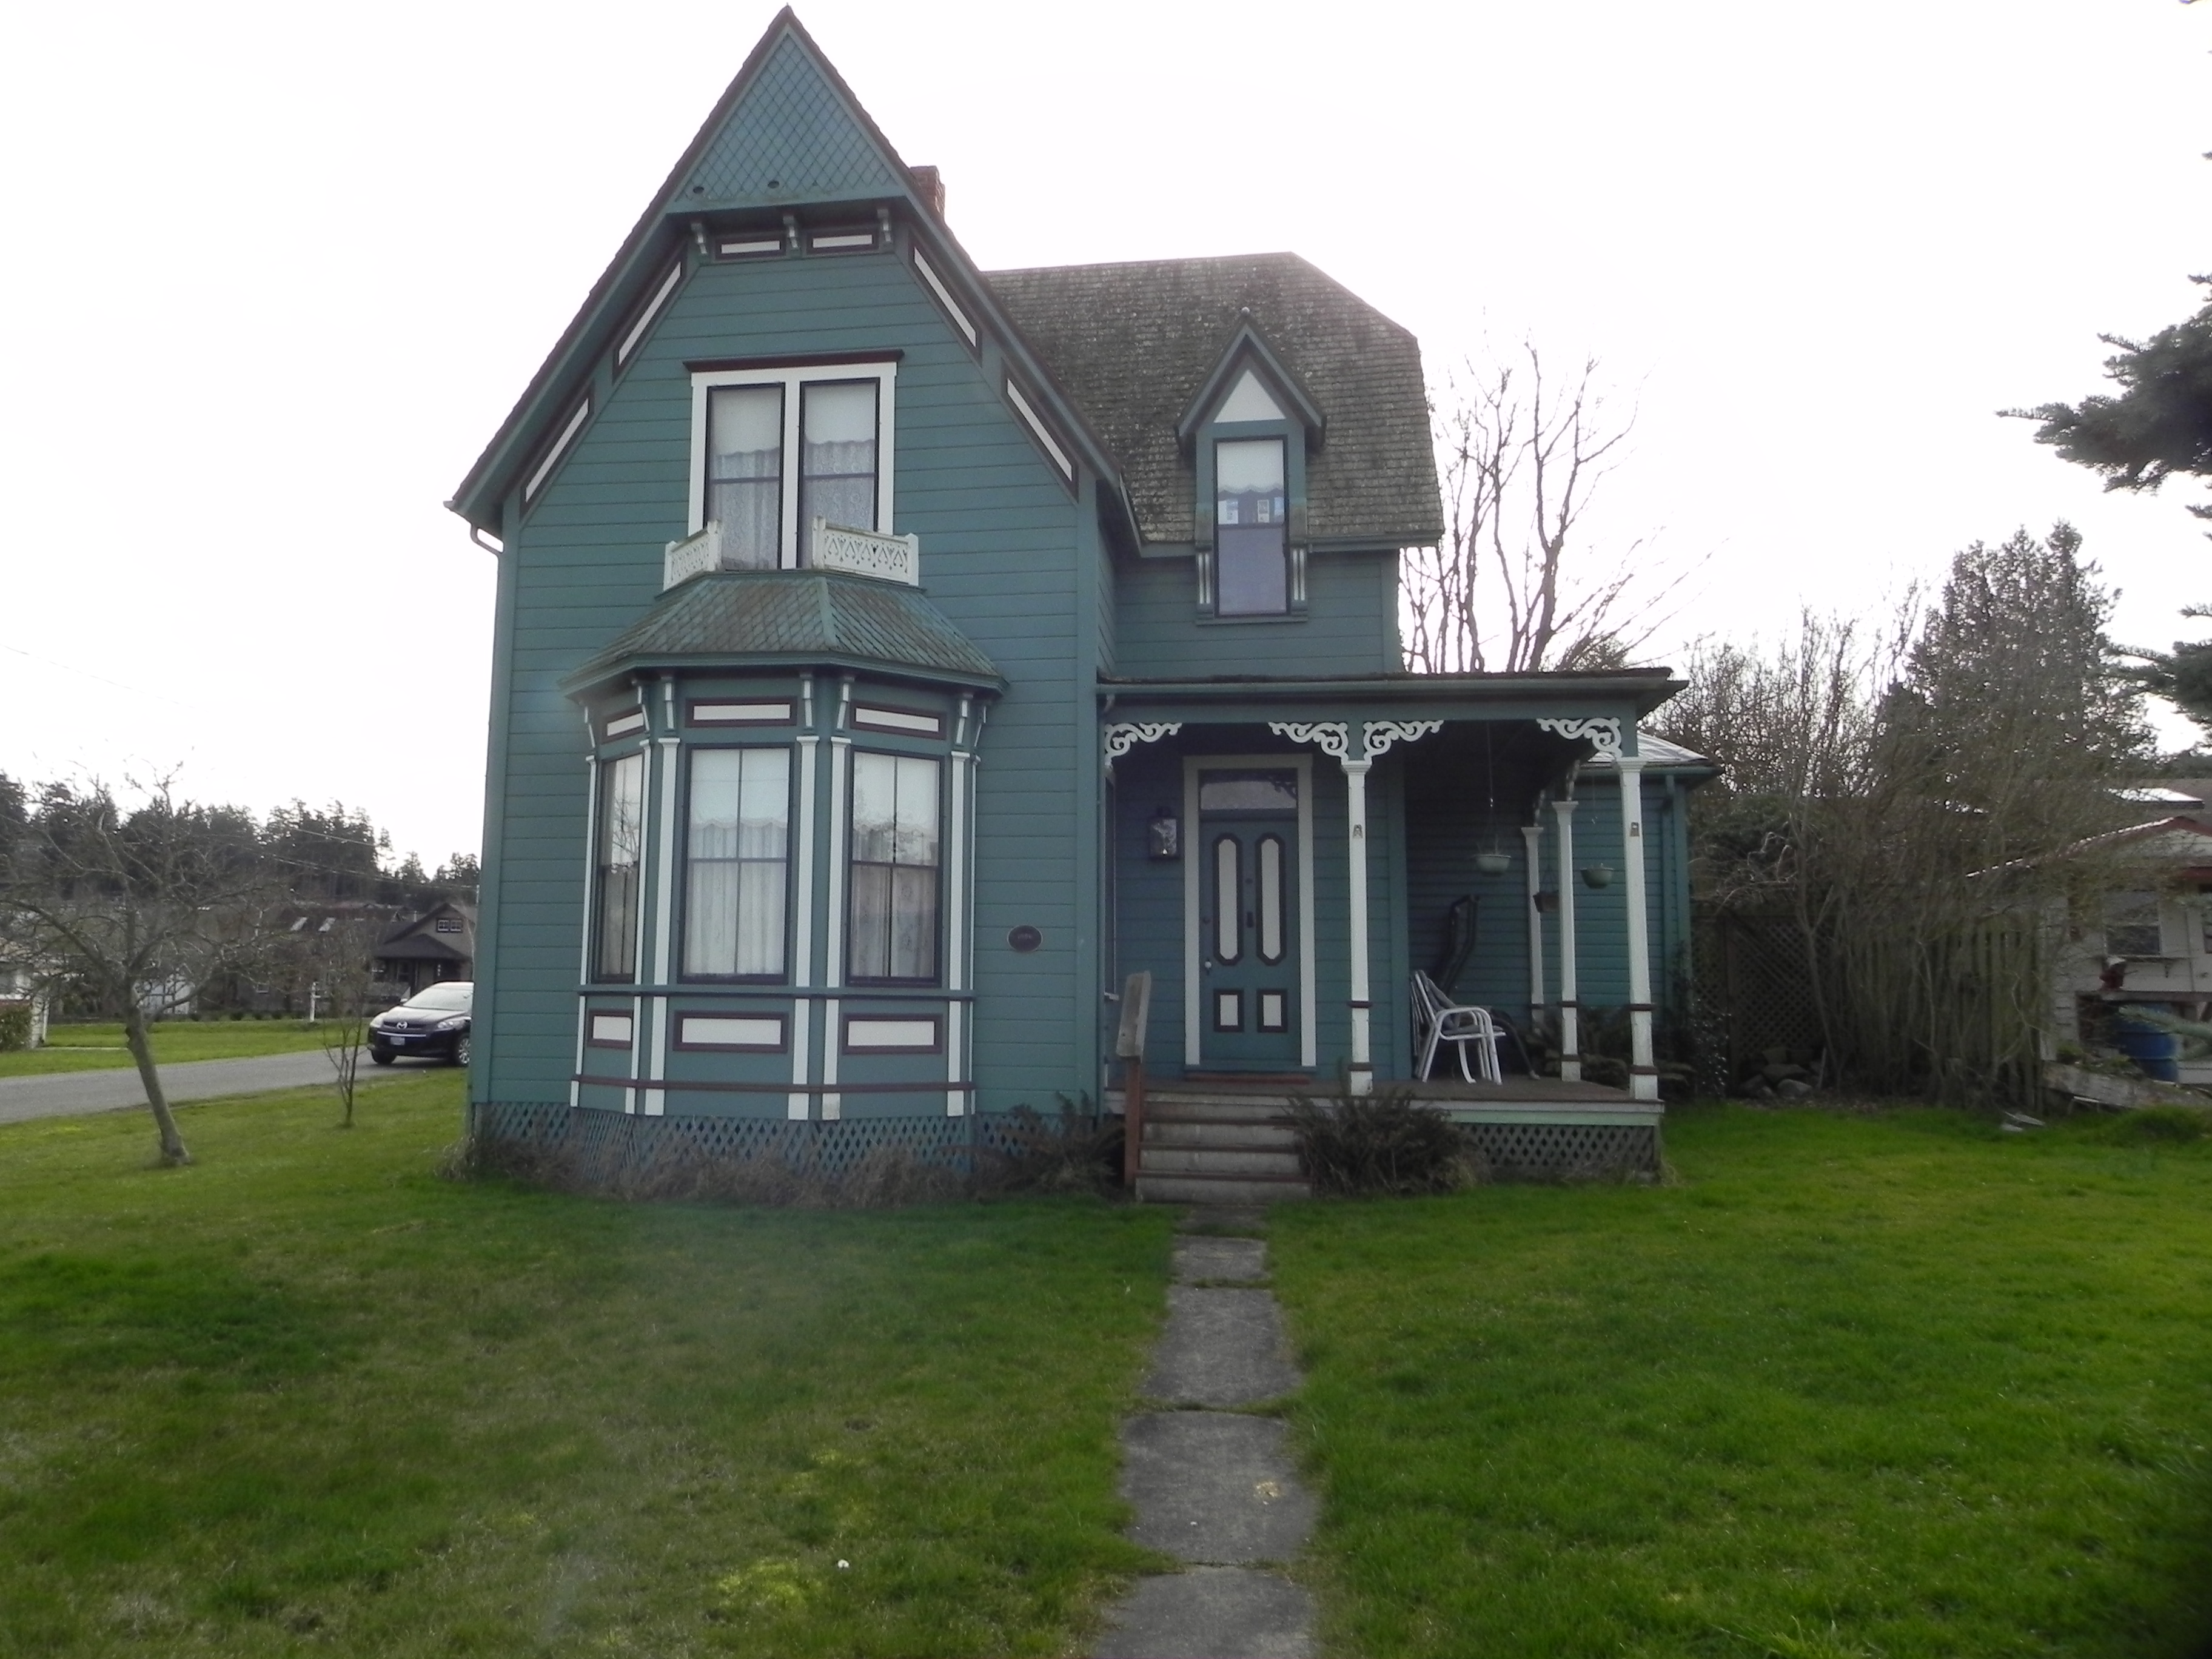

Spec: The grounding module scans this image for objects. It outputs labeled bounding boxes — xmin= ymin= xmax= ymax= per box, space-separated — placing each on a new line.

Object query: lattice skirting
xmin=1464 ymin=1121 xmax=1661 ymax=1181
xmin=472 ymin=1100 xmax=1036 ymax=1185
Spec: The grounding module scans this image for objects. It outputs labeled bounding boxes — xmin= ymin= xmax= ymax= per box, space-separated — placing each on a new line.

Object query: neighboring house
xmin=2050 ymin=816 xmax=2212 ymax=1085
xmin=0 ymin=959 xmax=49 ymax=1047
xmin=446 ymin=11 xmax=1706 ymax=1174
xmin=373 ymin=902 xmax=478 ymax=997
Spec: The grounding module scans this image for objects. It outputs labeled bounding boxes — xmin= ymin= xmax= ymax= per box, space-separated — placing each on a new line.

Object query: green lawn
xmin=0 ymin=1021 xmax=335 ymax=1078
xmin=0 ymin=1077 xmax=1173 ymax=1657
xmin=1271 ymin=1104 xmax=2212 ymax=1659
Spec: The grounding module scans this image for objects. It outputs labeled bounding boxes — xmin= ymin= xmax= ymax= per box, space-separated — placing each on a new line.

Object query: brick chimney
xmin=909 ymin=165 xmax=946 ymax=217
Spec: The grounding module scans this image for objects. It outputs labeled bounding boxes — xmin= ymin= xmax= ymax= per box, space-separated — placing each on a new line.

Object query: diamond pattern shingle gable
xmin=677 ymin=33 xmax=905 ymax=209
xmin=985 ymin=253 xmax=1443 ymax=549
xmin=563 ymin=571 xmax=1002 ymax=692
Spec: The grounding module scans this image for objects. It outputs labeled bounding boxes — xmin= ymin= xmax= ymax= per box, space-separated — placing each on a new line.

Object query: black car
xmin=367 ymin=980 xmax=474 ymax=1066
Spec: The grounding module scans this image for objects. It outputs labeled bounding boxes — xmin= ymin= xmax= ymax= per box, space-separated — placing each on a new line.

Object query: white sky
xmin=1 ymin=0 xmax=2205 ymax=866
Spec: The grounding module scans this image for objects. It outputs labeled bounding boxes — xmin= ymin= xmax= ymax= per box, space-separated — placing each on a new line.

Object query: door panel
xmin=1198 ymin=771 xmax=1299 ymax=1070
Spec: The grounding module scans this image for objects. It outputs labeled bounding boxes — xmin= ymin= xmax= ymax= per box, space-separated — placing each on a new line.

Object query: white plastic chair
xmin=1411 ymin=970 xmax=1503 ymax=1084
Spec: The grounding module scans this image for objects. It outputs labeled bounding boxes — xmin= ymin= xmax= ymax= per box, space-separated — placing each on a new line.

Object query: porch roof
xmin=1098 ymin=668 xmax=1684 ymax=729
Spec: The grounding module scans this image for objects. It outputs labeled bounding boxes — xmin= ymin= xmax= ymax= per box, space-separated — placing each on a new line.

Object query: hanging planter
xmin=1581 ymin=863 xmax=1615 ymax=889
xmin=1473 ymin=850 xmax=1512 ymax=877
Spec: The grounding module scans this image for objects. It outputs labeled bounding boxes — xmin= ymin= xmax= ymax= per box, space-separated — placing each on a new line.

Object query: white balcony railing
xmin=662 ymin=518 xmax=922 ymax=591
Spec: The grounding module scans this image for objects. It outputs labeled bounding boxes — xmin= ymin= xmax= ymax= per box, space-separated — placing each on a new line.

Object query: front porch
xmin=1099 ymin=672 xmax=1708 ymax=1128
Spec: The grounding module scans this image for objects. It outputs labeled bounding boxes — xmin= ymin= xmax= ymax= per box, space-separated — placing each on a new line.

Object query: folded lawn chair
xmin=1411 ymin=968 xmax=1503 ymax=1084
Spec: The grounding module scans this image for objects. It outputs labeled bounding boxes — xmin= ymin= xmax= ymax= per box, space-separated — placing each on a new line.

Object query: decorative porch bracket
xmin=1269 ymin=719 xmax=1441 ymax=1093
xmin=1534 ymin=714 xmax=1622 ymax=756
xmin=1102 ymin=721 xmax=1182 ymax=775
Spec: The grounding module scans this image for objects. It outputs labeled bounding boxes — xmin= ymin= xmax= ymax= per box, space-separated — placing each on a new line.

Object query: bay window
xmin=682 ymin=748 xmax=791 ymax=978
xmin=848 ymin=752 xmax=940 ymax=982
xmin=594 ymin=751 xmax=646 ymax=981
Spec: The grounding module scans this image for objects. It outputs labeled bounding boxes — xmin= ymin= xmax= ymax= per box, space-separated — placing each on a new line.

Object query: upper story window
xmin=2105 ymin=893 xmax=2165 ymax=959
xmin=691 ymin=361 xmax=896 ymax=568
xmin=848 ymin=751 xmax=940 ymax=983
xmin=1215 ymin=437 xmax=1289 ymax=615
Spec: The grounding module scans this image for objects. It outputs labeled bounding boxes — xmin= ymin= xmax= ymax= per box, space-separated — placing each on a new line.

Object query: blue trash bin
xmin=2113 ymin=1014 xmax=2182 ymax=1084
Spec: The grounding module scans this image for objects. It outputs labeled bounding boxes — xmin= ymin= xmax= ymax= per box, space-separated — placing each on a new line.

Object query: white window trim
xmin=687 ymin=361 xmax=898 ymax=565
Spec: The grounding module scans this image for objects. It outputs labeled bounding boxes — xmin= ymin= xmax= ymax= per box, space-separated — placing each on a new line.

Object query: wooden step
xmin=1142 ymin=1096 xmax=1298 ymax=1124
xmin=1139 ymin=1146 xmax=1305 ymax=1178
xmin=1142 ymin=1119 xmax=1295 ymax=1150
xmin=1134 ymin=1170 xmax=1313 ymax=1204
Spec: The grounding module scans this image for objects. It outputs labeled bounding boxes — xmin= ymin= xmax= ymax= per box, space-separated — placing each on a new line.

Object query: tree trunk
xmin=122 ymin=1003 xmax=190 ymax=1166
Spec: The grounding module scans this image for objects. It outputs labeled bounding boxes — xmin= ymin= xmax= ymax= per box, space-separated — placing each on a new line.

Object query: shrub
xmin=0 ymin=1003 xmax=33 ymax=1053
xmin=2092 ymin=1105 xmax=2212 ymax=1146
xmin=1285 ymin=1085 xmax=1485 ymax=1196
xmin=976 ymin=1098 xmax=1122 ymax=1196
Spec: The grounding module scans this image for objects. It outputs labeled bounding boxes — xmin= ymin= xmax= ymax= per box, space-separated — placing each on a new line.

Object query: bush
xmin=1285 ymin=1085 xmax=1486 ymax=1196
xmin=0 ymin=1004 xmax=33 ymax=1053
xmin=975 ymin=1098 xmax=1122 ymax=1196
xmin=2092 ymin=1105 xmax=2212 ymax=1146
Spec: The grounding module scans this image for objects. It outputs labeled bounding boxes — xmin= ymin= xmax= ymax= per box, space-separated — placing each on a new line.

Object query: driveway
xmin=0 ymin=1050 xmax=426 ymax=1127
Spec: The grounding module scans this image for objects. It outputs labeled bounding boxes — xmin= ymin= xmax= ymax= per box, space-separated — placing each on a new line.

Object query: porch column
xmin=1521 ymin=822 xmax=1545 ymax=1025
xmin=1551 ymin=796 xmax=1581 ymax=1082
xmin=1616 ymin=752 xmax=1658 ymax=1101
xmin=1342 ymin=753 xmax=1375 ymax=1093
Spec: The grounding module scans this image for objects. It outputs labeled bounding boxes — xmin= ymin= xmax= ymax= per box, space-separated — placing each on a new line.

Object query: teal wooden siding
xmin=476 ymin=246 xmax=1099 ymax=1115
xmin=1110 ymin=548 xmax=1400 ymax=680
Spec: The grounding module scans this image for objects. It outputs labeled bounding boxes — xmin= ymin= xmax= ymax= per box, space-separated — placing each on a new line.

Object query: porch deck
xmin=1110 ymin=1074 xmax=1660 ymax=1125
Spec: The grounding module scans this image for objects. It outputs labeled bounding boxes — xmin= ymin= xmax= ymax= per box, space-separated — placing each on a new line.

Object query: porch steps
xmin=1121 ymin=1088 xmax=1313 ymax=1204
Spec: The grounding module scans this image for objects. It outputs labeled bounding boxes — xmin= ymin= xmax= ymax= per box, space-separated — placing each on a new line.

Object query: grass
xmin=0 ymin=1021 xmax=335 ymax=1078
xmin=0 ymin=1076 xmax=1174 ymax=1656
xmin=1270 ymin=1102 xmax=2212 ymax=1658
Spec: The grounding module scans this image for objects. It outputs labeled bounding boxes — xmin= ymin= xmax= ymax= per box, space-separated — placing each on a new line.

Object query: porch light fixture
xmin=1581 ymin=862 xmax=1615 ymax=889
xmin=1147 ymin=807 xmax=1181 ymax=862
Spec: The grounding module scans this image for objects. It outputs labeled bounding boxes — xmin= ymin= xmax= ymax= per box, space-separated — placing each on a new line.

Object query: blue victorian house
xmin=449 ymin=11 xmax=1706 ymax=1193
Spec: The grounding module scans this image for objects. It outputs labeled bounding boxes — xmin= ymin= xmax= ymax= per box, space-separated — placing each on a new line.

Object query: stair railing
xmin=1115 ymin=970 xmax=1154 ymax=1189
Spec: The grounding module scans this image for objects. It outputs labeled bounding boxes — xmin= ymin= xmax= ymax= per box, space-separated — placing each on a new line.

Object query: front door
xmin=1197 ymin=769 xmax=1301 ymax=1070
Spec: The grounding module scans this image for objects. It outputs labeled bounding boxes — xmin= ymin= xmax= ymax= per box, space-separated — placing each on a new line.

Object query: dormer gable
xmin=1175 ymin=318 xmax=1326 ymax=451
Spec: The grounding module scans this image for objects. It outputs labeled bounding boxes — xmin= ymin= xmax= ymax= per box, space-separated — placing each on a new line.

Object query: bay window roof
xmin=561 ymin=569 xmax=1002 ymax=696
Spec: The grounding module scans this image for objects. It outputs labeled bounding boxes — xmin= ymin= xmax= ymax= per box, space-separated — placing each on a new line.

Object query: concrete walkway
xmin=0 ymin=1049 xmax=419 ymax=1126
xmin=1094 ymin=1211 xmax=1318 ymax=1659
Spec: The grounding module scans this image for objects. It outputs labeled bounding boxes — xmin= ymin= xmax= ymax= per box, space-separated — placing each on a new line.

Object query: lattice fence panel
xmin=1695 ymin=908 xmax=1826 ymax=1087
xmin=1465 ymin=1122 xmax=1659 ymax=1180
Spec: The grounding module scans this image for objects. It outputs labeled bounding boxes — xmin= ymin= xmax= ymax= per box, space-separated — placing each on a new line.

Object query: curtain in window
xmin=1215 ymin=437 xmax=1288 ymax=615
xmin=800 ymin=380 xmax=878 ymax=540
xmin=848 ymin=752 xmax=939 ymax=981
xmin=683 ymin=748 xmax=790 ymax=977
xmin=595 ymin=751 xmax=646 ymax=980
xmin=708 ymin=385 xmax=783 ymax=569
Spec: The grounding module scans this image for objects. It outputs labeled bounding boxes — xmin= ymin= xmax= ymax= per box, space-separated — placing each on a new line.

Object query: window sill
xmin=1196 ymin=611 xmax=1310 ymax=628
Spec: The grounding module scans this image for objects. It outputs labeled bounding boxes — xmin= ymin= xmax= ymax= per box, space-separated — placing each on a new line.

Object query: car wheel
xmin=370 ymin=1051 xmax=395 ymax=1066
xmin=451 ymin=1034 xmax=472 ymax=1067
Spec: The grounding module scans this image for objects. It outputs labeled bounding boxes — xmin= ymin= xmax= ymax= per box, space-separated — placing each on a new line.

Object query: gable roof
xmin=987 ymin=254 xmax=1443 ymax=549
xmin=561 ymin=571 xmax=1003 ymax=695
xmin=447 ymin=9 xmax=939 ymax=535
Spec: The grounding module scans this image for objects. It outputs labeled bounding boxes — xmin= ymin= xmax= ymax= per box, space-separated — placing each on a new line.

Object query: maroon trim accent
xmin=1256 ymin=990 xmax=1290 ymax=1034
xmin=600 ymin=706 xmax=646 ymax=741
xmin=1210 ymin=988 xmax=1243 ymax=1033
xmin=585 ymin=1010 xmax=635 ymax=1050
xmin=1346 ymin=999 xmax=1372 ymax=1011
xmin=575 ymin=1074 xmax=970 ymax=1094
xmin=673 ymin=1011 xmax=789 ymax=1053
xmin=850 ymin=700 xmax=945 ymax=738
xmin=685 ymin=349 xmax=903 ymax=372
xmin=840 ymin=1014 xmax=942 ymax=1056
xmin=805 ymin=226 xmax=880 ymax=254
xmin=1629 ymin=1065 xmax=1662 ymax=1077
xmin=1627 ymin=1002 xmax=1656 ymax=1013
xmin=685 ymin=698 xmax=794 ymax=727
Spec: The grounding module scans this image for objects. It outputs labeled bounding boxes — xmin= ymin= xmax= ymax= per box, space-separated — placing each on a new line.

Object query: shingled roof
xmin=985 ymin=253 xmax=1443 ymax=550
xmin=561 ymin=571 xmax=1003 ymax=694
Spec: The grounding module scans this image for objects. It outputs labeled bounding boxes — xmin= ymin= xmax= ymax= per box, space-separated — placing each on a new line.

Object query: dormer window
xmin=1215 ymin=437 xmax=1289 ymax=615
xmin=690 ymin=360 xmax=897 ymax=568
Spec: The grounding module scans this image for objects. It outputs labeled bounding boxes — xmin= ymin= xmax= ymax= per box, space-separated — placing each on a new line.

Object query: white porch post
xmin=1267 ymin=719 xmax=1438 ymax=1096
xmin=1616 ymin=752 xmax=1658 ymax=1101
xmin=1521 ymin=821 xmax=1545 ymax=1025
xmin=1343 ymin=753 xmax=1375 ymax=1093
xmin=1551 ymin=796 xmax=1581 ymax=1082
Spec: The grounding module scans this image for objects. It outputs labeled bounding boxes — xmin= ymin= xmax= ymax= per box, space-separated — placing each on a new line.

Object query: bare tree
xmin=1404 ymin=343 xmax=1688 ymax=674
xmin=0 ymin=778 xmax=275 ymax=1165
xmin=306 ymin=917 xmax=381 ymax=1127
